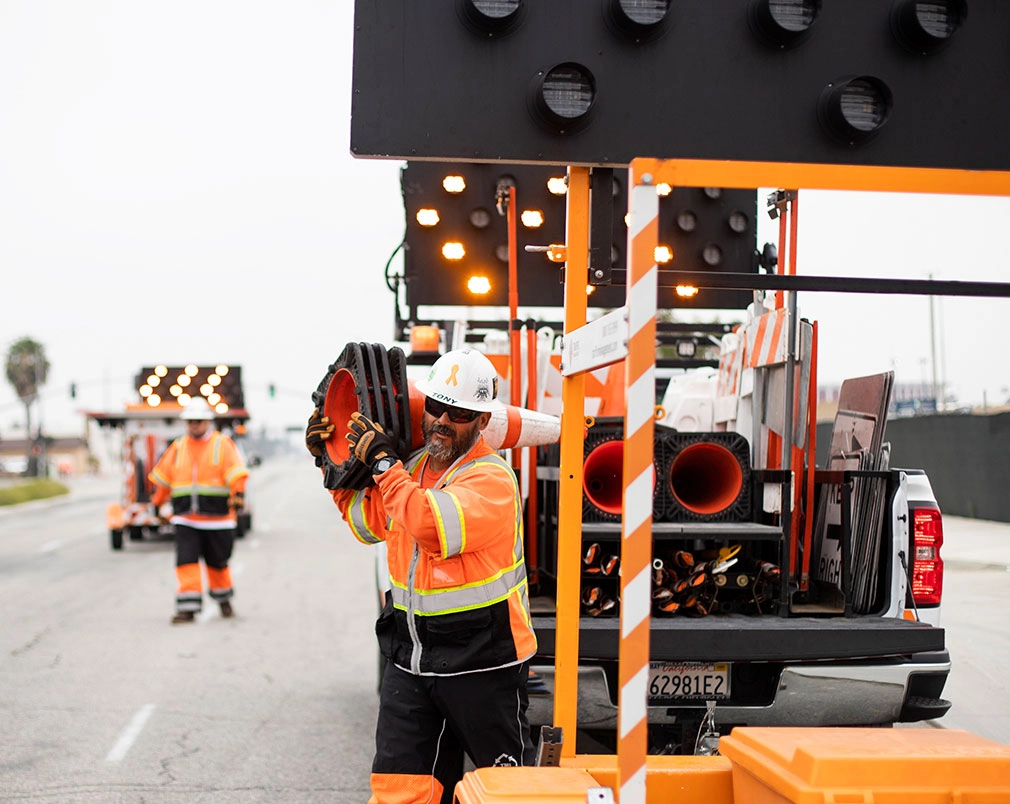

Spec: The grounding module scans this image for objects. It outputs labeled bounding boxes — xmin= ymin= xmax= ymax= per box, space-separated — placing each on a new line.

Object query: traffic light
xmin=352 ymin=1 xmax=1009 ymax=173
xmin=69 ymin=382 xmax=77 ymax=399
xmin=135 ymin=365 xmax=244 ymax=412
xmin=401 ymin=162 xmax=757 ymax=310
xmin=268 ymin=383 xmax=276 ymax=398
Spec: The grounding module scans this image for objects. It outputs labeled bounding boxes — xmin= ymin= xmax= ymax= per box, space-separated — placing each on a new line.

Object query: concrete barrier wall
xmin=816 ymin=412 xmax=1010 ymax=523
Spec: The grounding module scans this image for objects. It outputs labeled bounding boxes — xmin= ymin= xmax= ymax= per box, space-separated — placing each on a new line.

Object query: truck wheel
xmin=111 ymin=529 xmax=123 ymax=551
xmin=128 ymin=526 xmax=145 ymax=542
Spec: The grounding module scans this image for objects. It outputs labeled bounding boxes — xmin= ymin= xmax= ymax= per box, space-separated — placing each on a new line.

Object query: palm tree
xmin=5 ymin=337 xmax=49 ymax=470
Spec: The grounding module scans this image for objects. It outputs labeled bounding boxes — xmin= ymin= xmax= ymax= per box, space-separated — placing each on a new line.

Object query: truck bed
xmin=530 ymin=607 xmax=945 ymax=662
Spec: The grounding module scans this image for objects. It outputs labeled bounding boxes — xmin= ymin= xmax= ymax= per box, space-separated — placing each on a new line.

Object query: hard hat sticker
xmin=445 ymin=363 xmax=460 ymax=386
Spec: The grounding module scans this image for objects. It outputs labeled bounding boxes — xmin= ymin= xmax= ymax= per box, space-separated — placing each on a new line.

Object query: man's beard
xmin=423 ymin=418 xmax=481 ymax=465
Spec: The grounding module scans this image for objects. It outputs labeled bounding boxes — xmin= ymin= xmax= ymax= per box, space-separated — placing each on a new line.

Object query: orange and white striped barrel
xmin=615 ymin=161 xmax=659 ymax=804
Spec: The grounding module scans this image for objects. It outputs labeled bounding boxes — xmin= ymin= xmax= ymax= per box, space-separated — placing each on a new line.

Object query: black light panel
xmin=352 ymin=0 xmax=1004 ymax=171
xmin=401 ymin=162 xmax=758 ymax=309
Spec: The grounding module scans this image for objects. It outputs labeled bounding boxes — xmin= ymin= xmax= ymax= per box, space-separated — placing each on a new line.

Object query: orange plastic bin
xmin=718 ymin=727 xmax=1010 ymax=804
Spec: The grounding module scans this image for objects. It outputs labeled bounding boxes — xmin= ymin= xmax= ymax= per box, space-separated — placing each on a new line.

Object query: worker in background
xmin=306 ymin=348 xmax=537 ymax=804
xmin=150 ymin=398 xmax=248 ymax=625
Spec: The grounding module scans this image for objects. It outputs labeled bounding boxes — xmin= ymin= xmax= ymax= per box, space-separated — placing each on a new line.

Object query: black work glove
xmin=228 ymin=490 xmax=245 ymax=511
xmin=346 ymin=412 xmax=396 ymax=467
xmin=305 ymin=407 xmax=335 ymax=462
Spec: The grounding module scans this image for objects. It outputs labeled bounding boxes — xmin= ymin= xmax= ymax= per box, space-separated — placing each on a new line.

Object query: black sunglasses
xmin=424 ymin=397 xmax=481 ymax=423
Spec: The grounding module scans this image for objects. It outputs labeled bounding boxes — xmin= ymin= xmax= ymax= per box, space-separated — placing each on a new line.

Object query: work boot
xmin=219 ymin=600 xmax=234 ymax=618
xmin=171 ymin=611 xmax=196 ymax=625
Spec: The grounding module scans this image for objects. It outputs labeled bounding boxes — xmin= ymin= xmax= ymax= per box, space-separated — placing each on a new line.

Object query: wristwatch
xmin=372 ymin=455 xmax=397 ymax=475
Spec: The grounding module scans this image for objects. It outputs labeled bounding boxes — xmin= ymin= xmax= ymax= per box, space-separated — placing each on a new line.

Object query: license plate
xmin=648 ymin=662 xmax=730 ymax=701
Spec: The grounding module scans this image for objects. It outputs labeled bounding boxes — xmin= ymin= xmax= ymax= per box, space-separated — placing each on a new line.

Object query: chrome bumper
xmin=527 ymin=657 xmax=950 ymax=729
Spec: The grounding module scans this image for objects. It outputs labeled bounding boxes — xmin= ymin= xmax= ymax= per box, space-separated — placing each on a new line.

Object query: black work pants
xmin=371 ymin=661 xmax=535 ymax=804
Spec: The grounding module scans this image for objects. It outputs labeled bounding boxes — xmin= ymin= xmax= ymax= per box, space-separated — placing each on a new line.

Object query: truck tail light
xmin=910 ymin=505 xmax=944 ymax=606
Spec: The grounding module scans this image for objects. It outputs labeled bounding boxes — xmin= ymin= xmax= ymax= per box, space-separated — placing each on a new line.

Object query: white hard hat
xmin=180 ymin=398 xmax=215 ymax=420
xmin=413 ymin=348 xmax=503 ymax=413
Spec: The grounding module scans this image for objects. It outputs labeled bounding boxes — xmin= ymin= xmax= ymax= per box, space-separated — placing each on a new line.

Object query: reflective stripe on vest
xmin=429 ymin=452 xmax=519 ymax=559
xmin=346 ymin=487 xmax=383 ymax=545
xmin=390 ymin=559 xmax=529 ymax=615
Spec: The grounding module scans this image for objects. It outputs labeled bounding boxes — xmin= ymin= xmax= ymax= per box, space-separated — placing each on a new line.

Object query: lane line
xmin=105 ymin=703 xmax=156 ymax=762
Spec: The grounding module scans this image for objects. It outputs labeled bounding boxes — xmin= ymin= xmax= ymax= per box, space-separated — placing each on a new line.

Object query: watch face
xmin=374 ymin=457 xmax=395 ymax=474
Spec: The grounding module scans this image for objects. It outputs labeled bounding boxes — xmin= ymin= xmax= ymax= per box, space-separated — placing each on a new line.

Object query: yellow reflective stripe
xmin=347 ymin=488 xmax=383 ymax=544
xmin=426 ymin=488 xmax=465 ymax=558
xmin=170 ymin=484 xmax=229 ymax=497
xmin=211 ymin=433 xmax=221 ymax=464
xmin=390 ymin=561 xmax=528 ymax=615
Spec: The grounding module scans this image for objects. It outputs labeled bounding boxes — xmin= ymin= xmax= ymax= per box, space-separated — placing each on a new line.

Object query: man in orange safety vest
xmin=150 ymin=398 xmax=248 ymax=625
xmin=306 ymin=348 xmax=537 ymax=804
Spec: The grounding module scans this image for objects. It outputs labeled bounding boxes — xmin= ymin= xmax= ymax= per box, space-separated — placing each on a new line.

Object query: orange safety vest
xmin=334 ymin=437 xmax=537 ymax=676
xmin=149 ymin=432 xmax=248 ymax=525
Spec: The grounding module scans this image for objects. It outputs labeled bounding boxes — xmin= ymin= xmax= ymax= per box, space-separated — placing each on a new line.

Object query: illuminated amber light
xmin=442 ymin=175 xmax=465 ymax=193
xmin=215 ymin=402 xmax=230 ymax=414
xmin=147 ymin=374 xmax=160 ymax=387
xmin=216 ymin=365 xmax=229 ymax=376
xmin=442 ymin=241 xmax=465 ymax=260
xmin=208 ymin=374 xmax=221 ymax=386
xmin=467 ymin=275 xmax=492 ymax=295
xmin=200 ymin=384 xmax=213 ymax=396
xmin=546 ymin=245 xmax=567 ymax=263
xmin=655 ymin=183 xmax=672 ymax=196
xmin=139 ymin=385 xmax=152 ymax=397
xmin=547 ymin=176 xmax=567 ymax=195
xmin=178 ymin=375 xmax=192 ymax=387
xmin=675 ymin=285 xmax=700 ymax=298
xmin=655 ymin=245 xmax=673 ymax=263
xmin=410 ymin=325 xmax=441 ymax=353
xmin=147 ymin=394 xmax=161 ymax=407
xmin=416 ymin=208 xmax=440 ymax=227
xmin=520 ymin=209 xmax=545 ymax=228
xmin=208 ymin=393 xmax=222 ymax=405
xmin=184 ymin=365 xmax=199 ymax=377
xmin=178 ymin=393 xmax=192 ymax=405
xmin=154 ymin=365 xmax=168 ymax=377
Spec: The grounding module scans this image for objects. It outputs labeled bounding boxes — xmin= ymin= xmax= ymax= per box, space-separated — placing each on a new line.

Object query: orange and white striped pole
xmin=615 ymin=159 xmax=659 ymax=804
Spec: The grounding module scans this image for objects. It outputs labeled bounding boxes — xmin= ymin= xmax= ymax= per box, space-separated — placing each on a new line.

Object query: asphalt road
xmin=0 ymin=455 xmax=380 ymax=803
xmin=1 ymin=456 xmax=1008 ymax=802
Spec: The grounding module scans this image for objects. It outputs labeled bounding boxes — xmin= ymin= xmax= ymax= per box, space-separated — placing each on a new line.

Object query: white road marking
xmin=105 ymin=703 xmax=156 ymax=762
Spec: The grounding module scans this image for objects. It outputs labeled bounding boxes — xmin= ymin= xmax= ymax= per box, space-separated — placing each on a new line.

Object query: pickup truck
xmin=523 ymin=315 xmax=949 ymax=755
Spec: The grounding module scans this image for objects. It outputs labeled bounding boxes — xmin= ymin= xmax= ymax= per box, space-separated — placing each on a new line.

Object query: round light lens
xmin=769 ymin=0 xmax=819 ymax=31
xmin=728 ymin=211 xmax=749 ymax=234
xmin=655 ymin=245 xmax=673 ymax=264
xmin=542 ymin=66 xmax=594 ymax=119
xmin=917 ymin=1 xmax=963 ymax=39
xmin=839 ymin=80 xmax=889 ymax=131
xmin=442 ymin=242 xmax=465 ymax=260
xmin=818 ymin=75 xmax=893 ymax=144
xmin=417 ymin=208 xmax=440 ymax=227
xmin=890 ymin=0 xmax=966 ymax=52
xmin=532 ymin=63 xmax=596 ymax=132
xmin=703 ymin=244 xmax=723 ymax=266
xmin=471 ymin=0 xmax=519 ymax=18
xmin=677 ymin=211 xmax=697 ymax=232
xmin=469 ymin=207 xmax=491 ymax=228
xmin=750 ymin=0 xmax=822 ymax=47
xmin=495 ymin=244 xmax=510 ymax=263
xmin=520 ymin=209 xmax=544 ymax=228
xmin=703 ymin=187 xmax=722 ymax=199
xmin=467 ymin=275 xmax=492 ymax=295
xmin=547 ymin=176 xmax=568 ymax=195
xmin=442 ymin=175 xmax=466 ymax=193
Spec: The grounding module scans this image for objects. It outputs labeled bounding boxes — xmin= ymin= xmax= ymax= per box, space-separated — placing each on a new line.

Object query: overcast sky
xmin=3 ymin=2 xmax=1010 ymax=439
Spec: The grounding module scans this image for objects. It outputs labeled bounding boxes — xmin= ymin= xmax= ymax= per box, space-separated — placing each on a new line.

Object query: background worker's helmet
xmin=180 ymin=398 xmax=216 ymax=420
xmin=413 ymin=348 xmax=503 ymax=413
